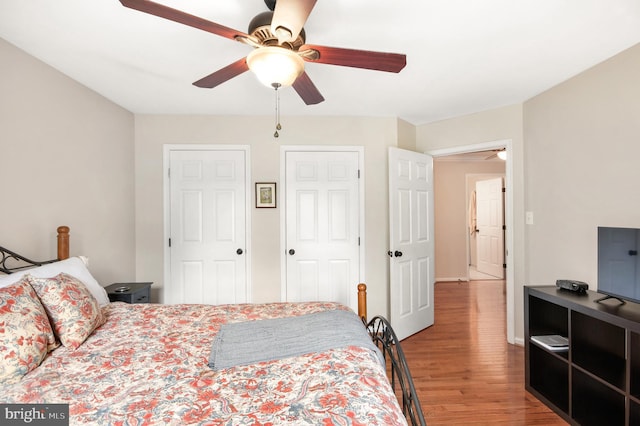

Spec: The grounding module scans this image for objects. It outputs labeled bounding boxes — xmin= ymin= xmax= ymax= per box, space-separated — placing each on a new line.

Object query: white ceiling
xmin=1 ymin=0 xmax=639 ymax=125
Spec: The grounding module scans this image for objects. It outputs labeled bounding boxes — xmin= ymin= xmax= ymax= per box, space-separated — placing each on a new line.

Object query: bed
xmin=1 ymin=226 xmax=425 ymax=425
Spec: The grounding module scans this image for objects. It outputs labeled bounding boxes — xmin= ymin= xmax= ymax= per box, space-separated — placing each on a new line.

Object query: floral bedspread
xmin=1 ymin=302 xmax=407 ymax=425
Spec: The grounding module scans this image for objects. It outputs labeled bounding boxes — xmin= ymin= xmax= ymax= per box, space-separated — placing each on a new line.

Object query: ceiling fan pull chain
xmin=273 ymin=82 xmax=282 ymax=138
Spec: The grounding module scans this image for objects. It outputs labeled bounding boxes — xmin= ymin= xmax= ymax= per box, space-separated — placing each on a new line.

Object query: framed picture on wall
xmin=255 ymin=182 xmax=276 ymax=208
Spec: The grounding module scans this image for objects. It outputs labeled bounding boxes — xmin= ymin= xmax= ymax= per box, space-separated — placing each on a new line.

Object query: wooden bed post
xmin=357 ymin=283 xmax=367 ymax=322
xmin=57 ymin=226 xmax=70 ymax=260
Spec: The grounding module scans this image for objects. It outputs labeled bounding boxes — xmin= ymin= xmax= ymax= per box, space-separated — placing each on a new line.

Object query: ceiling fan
xmin=485 ymin=148 xmax=507 ymax=160
xmin=119 ymin=0 xmax=407 ymax=105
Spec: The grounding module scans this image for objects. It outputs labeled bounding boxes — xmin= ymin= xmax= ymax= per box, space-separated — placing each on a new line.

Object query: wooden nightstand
xmin=105 ymin=282 xmax=152 ymax=304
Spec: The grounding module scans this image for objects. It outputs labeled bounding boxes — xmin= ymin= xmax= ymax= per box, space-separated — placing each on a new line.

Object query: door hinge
xmin=503 ymin=263 xmax=507 ymax=269
xmin=358 ymin=237 xmax=360 ymax=246
xmin=357 ymin=169 xmax=360 ymax=179
xmin=168 ymin=168 xmax=171 ymax=178
xmin=502 ymin=187 xmax=505 ymax=193
xmin=502 ymin=225 xmax=506 ymax=231
xmin=168 ymin=238 xmax=171 ymax=247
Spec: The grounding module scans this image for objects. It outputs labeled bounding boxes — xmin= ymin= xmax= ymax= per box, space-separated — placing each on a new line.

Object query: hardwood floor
xmin=401 ymin=280 xmax=567 ymax=425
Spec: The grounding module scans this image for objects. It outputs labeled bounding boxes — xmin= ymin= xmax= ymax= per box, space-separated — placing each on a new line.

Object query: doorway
xmin=429 ymin=140 xmax=514 ymax=343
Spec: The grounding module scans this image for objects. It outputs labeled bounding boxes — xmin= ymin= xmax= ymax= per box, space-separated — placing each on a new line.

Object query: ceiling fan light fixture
xmin=247 ymin=46 xmax=304 ymax=87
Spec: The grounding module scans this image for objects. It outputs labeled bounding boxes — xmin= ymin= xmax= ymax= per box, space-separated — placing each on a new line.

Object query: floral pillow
xmin=27 ymin=273 xmax=106 ymax=350
xmin=0 ymin=277 xmax=58 ymax=384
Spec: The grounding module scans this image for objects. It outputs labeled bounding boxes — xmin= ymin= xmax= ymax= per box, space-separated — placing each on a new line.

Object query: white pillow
xmin=0 ymin=257 xmax=110 ymax=306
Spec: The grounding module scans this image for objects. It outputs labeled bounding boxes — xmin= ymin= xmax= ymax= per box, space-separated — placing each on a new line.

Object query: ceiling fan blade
xmin=119 ymin=0 xmax=249 ymax=41
xmin=301 ymin=44 xmax=406 ymax=73
xmin=193 ymin=58 xmax=249 ymax=89
xmin=292 ymin=72 xmax=324 ymax=105
xmin=271 ymin=0 xmax=317 ymax=44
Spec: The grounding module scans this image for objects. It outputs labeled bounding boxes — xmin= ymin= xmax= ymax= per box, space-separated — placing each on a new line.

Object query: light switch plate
xmin=526 ymin=211 xmax=534 ymax=225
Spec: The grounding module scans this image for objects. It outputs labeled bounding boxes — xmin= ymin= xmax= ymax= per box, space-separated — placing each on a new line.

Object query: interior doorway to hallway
xmin=428 ymin=140 xmax=514 ymax=344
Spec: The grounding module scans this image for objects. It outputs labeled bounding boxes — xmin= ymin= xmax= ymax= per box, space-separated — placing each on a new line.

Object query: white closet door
xmin=168 ymin=149 xmax=248 ymax=305
xmin=284 ymin=151 xmax=360 ymax=311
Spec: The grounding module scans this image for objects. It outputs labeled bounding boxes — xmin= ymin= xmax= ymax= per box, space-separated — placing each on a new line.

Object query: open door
xmin=388 ymin=147 xmax=435 ymax=341
xmin=475 ymin=177 xmax=505 ymax=279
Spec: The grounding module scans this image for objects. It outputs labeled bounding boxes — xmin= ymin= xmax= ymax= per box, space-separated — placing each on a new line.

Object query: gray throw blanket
xmin=208 ymin=309 xmax=383 ymax=370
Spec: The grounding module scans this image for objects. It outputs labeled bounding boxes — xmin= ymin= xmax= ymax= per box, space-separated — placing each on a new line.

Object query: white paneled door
xmin=388 ymin=147 xmax=434 ymax=341
xmin=283 ymin=150 xmax=361 ymax=312
xmin=476 ymin=177 xmax=504 ymax=279
xmin=167 ymin=149 xmax=249 ymax=305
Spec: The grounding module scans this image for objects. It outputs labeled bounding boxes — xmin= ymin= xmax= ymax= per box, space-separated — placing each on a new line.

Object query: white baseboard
xmin=435 ymin=277 xmax=468 ymax=282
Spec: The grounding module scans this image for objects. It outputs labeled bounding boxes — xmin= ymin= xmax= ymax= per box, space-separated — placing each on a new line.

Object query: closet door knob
xmin=394 ymin=251 xmax=403 ymax=257
xmin=289 ymin=249 xmax=295 ymax=255
xmin=236 ymin=248 xmax=243 ymax=255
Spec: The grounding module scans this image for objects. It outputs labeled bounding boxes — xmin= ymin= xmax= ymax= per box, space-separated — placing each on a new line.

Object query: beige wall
xmin=433 ymin=160 xmax=505 ymax=280
xmin=0 ymin=38 xmax=135 ymax=285
xmin=523 ymin=43 xmax=640 ymax=289
xmin=134 ymin=115 xmax=402 ymax=317
xmin=397 ymin=118 xmax=417 ymax=150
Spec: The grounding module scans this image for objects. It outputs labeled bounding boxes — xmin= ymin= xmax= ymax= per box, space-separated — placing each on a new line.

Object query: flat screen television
xmin=597 ymin=226 xmax=640 ymax=304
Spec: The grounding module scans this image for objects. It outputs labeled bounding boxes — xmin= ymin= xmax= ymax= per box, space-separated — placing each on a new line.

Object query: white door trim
xmin=427 ymin=139 xmax=514 ymax=344
xmin=279 ymin=146 xmax=366 ymax=303
xmin=163 ymin=144 xmax=252 ymax=304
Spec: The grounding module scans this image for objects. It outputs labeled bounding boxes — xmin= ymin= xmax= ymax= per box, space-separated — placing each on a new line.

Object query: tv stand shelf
xmin=525 ymin=286 xmax=640 ymax=425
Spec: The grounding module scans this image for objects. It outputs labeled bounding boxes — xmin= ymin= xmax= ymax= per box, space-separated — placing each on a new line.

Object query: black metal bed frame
xmin=366 ymin=315 xmax=426 ymax=426
xmin=0 ymin=246 xmax=57 ymax=274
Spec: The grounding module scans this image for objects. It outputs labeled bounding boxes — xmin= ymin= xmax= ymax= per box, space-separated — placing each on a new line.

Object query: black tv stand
xmin=526 ymin=285 xmax=640 ymax=425
xmin=594 ymin=294 xmax=626 ymax=305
